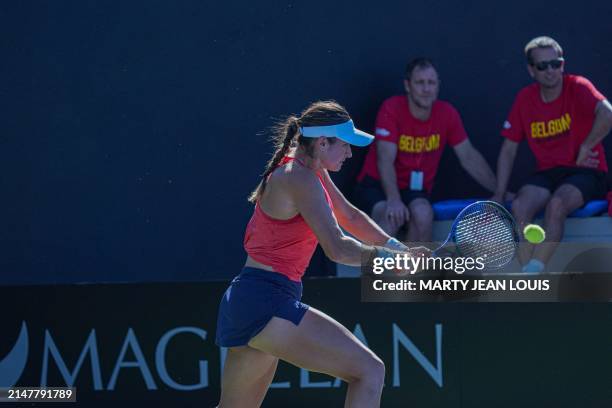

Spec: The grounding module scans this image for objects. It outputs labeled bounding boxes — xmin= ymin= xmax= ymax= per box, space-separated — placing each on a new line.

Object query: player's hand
xmin=408 ymin=245 xmax=431 ymax=259
xmin=385 ymin=198 xmax=410 ymax=228
xmin=576 ymin=145 xmax=599 ymax=168
xmin=396 ymin=246 xmax=431 ymax=276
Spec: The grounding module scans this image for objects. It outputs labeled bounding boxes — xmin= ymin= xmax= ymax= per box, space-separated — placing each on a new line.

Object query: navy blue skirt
xmin=215 ymin=267 xmax=310 ymax=347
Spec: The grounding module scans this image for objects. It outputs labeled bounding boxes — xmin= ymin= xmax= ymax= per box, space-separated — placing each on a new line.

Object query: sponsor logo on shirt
xmin=376 ymin=127 xmax=391 ymax=137
xmin=530 ymin=113 xmax=572 ymax=139
xmin=398 ymin=134 xmax=440 ymax=153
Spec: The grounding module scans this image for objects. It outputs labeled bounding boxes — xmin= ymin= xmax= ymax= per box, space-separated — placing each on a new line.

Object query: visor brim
xmin=337 ymin=127 xmax=374 ymax=147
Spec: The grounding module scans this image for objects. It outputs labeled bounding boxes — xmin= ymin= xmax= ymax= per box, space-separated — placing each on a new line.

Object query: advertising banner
xmin=1 ymin=280 xmax=611 ymax=407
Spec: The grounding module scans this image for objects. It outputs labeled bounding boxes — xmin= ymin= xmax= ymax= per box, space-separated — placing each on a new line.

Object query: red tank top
xmin=243 ymin=157 xmax=333 ymax=281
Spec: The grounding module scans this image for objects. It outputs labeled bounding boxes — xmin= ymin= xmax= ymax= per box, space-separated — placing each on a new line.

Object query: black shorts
xmin=524 ymin=167 xmax=607 ymax=202
xmin=352 ymin=175 xmax=430 ymax=215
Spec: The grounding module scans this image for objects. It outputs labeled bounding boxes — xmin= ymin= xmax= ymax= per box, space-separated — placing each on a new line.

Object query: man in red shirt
xmin=354 ymin=58 xmax=497 ymax=242
xmin=493 ymin=36 xmax=612 ymax=273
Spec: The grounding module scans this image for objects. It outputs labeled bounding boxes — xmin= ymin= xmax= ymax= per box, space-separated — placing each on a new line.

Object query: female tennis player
xmin=215 ymin=101 xmax=422 ymax=407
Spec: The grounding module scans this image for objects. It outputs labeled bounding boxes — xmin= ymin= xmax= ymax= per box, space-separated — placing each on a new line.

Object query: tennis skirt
xmin=215 ymin=267 xmax=310 ymax=347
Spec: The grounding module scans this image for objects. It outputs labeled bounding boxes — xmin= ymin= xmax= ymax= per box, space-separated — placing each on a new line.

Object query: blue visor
xmin=300 ymin=120 xmax=374 ymax=147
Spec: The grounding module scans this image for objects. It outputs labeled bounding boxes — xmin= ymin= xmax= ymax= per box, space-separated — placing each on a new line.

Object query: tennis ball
xmin=523 ymin=224 xmax=545 ymax=244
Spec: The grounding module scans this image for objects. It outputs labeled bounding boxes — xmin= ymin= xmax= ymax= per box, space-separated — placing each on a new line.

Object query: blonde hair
xmin=524 ymin=36 xmax=563 ymax=64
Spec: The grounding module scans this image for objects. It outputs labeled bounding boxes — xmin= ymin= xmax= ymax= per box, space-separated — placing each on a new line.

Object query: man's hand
xmin=576 ymin=145 xmax=600 ymax=168
xmin=385 ymin=198 xmax=410 ymax=229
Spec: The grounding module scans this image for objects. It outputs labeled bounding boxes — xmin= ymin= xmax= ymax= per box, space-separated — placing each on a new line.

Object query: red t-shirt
xmin=357 ymin=96 xmax=468 ymax=192
xmin=501 ymin=74 xmax=607 ymax=172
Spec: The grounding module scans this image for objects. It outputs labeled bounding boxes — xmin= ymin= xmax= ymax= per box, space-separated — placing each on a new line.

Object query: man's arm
xmin=576 ymin=99 xmax=612 ymax=167
xmin=377 ymin=140 xmax=401 ymax=200
xmin=376 ymin=140 xmax=410 ymax=226
xmin=492 ymin=139 xmax=519 ymax=201
xmin=453 ymin=139 xmax=497 ymax=193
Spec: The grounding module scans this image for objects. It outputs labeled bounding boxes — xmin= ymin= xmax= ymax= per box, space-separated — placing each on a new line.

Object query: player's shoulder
xmin=269 ymin=162 xmax=322 ymax=201
xmin=269 ymin=159 xmax=308 ymax=182
xmin=288 ymin=162 xmax=322 ymax=186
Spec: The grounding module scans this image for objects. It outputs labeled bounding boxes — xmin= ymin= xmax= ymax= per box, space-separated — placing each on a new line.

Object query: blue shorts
xmin=215 ymin=267 xmax=310 ymax=348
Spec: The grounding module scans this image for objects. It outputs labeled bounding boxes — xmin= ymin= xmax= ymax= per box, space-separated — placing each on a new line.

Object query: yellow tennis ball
xmin=523 ymin=224 xmax=545 ymax=244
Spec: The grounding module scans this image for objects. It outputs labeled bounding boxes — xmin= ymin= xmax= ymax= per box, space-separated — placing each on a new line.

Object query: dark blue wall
xmin=2 ymin=1 xmax=611 ymax=283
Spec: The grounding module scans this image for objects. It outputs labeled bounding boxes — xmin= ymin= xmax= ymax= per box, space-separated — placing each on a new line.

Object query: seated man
xmin=493 ymin=36 xmax=612 ymax=273
xmin=353 ymin=58 xmax=497 ymax=243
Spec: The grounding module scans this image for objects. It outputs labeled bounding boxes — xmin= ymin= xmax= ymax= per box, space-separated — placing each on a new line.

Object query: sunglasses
xmin=532 ymin=58 xmax=564 ymax=71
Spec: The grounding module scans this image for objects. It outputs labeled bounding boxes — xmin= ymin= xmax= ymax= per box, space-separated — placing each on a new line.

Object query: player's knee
xmin=364 ymin=355 xmax=386 ymax=391
xmin=351 ymin=353 xmax=385 ymax=390
xmin=380 ymin=220 xmax=401 ymax=237
xmin=371 ymin=201 xmax=387 ymax=223
xmin=511 ymin=197 xmax=529 ymax=220
xmin=411 ymin=202 xmax=433 ymax=227
xmin=546 ymin=196 xmax=570 ymax=220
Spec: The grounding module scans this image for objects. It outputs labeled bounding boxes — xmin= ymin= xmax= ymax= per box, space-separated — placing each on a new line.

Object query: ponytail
xmin=247 ymin=116 xmax=299 ymax=203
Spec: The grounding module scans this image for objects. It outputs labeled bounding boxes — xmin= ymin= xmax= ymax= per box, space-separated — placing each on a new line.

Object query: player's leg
xmin=218 ymin=346 xmax=279 ymax=408
xmin=532 ymin=169 xmax=606 ymax=266
xmin=249 ymin=307 xmax=385 ymax=408
xmin=406 ymin=197 xmax=433 ymax=243
xmin=511 ymin=185 xmax=551 ymax=264
xmin=529 ymin=183 xmax=583 ymax=266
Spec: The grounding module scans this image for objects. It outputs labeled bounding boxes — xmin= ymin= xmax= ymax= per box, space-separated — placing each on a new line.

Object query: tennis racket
xmin=433 ymin=200 xmax=519 ymax=269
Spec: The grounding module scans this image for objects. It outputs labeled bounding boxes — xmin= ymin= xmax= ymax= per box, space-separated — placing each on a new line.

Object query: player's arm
xmin=318 ymin=169 xmax=390 ymax=246
xmin=453 ymin=139 xmax=497 ymax=193
xmin=493 ymin=139 xmax=519 ymax=201
xmin=577 ymin=99 xmax=612 ymax=166
xmin=376 ymin=140 xmax=410 ymax=224
xmin=288 ymin=169 xmax=378 ymax=266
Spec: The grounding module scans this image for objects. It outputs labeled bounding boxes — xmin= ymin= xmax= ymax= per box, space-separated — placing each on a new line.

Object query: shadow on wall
xmin=558 ymin=247 xmax=612 ymax=301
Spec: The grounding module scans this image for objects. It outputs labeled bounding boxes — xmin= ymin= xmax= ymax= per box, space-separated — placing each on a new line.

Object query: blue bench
xmin=432 ymin=199 xmax=608 ymax=221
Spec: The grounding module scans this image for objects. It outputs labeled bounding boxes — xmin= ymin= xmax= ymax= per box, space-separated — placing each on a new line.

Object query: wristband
xmin=385 ymin=237 xmax=409 ymax=251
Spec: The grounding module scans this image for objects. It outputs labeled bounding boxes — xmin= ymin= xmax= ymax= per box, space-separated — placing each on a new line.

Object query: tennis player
xmin=215 ymin=101 xmax=423 ymax=407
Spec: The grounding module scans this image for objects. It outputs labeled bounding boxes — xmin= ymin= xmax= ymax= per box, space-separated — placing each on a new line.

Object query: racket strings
xmin=454 ymin=203 xmax=517 ymax=268
xmin=457 ymin=230 xmax=515 ymax=264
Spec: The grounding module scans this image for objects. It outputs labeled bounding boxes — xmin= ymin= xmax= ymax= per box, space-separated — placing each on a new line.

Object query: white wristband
xmin=384 ymin=237 xmax=409 ymax=251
